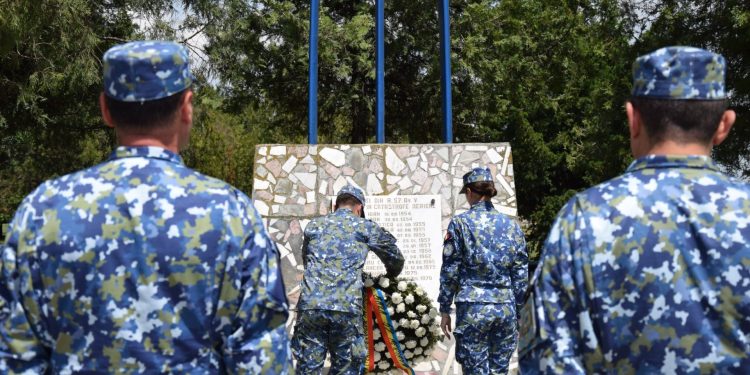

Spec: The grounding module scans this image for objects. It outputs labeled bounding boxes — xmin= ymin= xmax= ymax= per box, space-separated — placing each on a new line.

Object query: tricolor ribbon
xmin=364 ymin=287 xmax=415 ymax=374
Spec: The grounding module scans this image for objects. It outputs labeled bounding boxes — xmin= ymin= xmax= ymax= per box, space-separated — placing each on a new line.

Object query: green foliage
xmin=1 ymin=0 xmax=748 ymax=267
xmin=629 ymin=0 xmax=750 ymax=178
xmin=182 ymin=88 xmax=271 ymax=193
xmin=0 ymin=0 xmax=136 ymax=223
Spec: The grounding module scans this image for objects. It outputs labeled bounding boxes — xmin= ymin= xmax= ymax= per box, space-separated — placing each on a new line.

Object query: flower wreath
xmin=363 ymin=273 xmax=443 ymax=373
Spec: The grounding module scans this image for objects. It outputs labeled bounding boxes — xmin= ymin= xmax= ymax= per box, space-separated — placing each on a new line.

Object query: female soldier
xmin=438 ymin=167 xmax=528 ymax=374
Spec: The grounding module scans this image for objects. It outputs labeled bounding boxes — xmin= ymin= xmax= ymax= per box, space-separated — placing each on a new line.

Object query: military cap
xmin=632 ymin=46 xmax=725 ymax=100
xmin=103 ymin=40 xmax=194 ymax=102
xmin=460 ymin=167 xmax=494 ymax=194
xmin=337 ymin=184 xmax=366 ymax=218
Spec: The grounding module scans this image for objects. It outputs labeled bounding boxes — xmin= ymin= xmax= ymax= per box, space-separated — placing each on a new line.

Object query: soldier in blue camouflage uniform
xmin=520 ymin=46 xmax=749 ymax=374
xmin=438 ymin=167 xmax=528 ymax=374
xmin=0 ymin=41 xmax=292 ymax=374
xmin=292 ymin=185 xmax=405 ymax=374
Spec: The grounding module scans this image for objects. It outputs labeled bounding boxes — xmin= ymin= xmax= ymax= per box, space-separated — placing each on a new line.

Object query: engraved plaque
xmin=363 ymin=195 xmax=443 ymax=303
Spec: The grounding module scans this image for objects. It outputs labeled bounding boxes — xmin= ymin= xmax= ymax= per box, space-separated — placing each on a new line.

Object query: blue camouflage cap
xmin=337 ymin=184 xmax=366 ymax=218
xmin=632 ymin=46 xmax=725 ymax=100
xmin=103 ymin=41 xmax=194 ymax=102
xmin=337 ymin=184 xmax=366 ymax=206
xmin=460 ymin=167 xmax=493 ymax=194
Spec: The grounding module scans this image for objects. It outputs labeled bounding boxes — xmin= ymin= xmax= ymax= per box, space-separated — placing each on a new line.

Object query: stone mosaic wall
xmin=252 ymin=143 xmax=517 ymax=374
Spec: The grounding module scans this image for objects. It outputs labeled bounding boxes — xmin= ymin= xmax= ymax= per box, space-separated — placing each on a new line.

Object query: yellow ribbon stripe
xmin=364 ymin=287 xmax=415 ymax=375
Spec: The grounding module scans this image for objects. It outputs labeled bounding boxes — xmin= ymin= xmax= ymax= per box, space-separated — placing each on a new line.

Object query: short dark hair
xmin=105 ymin=90 xmax=187 ymax=129
xmin=630 ymin=97 xmax=727 ymax=144
xmin=467 ymin=181 xmax=497 ymax=198
xmin=335 ymin=194 xmax=361 ymax=210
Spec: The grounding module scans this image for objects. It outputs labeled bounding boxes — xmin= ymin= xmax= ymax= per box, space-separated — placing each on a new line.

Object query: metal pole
xmin=376 ymin=0 xmax=385 ymax=143
xmin=308 ymin=0 xmax=320 ymax=144
xmin=438 ymin=0 xmax=453 ymax=143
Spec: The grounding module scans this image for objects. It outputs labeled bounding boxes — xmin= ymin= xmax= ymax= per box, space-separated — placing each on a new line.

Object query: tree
xmin=3 ymin=0 xmax=747 ymax=266
xmin=200 ymin=0 xmax=635 ymax=261
xmin=0 ymin=0 xmax=137 ymax=223
xmin=625 ymin=0 xmax=750 ymax=178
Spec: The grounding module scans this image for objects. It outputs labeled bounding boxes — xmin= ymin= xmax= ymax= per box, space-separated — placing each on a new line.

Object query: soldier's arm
xmin=437 ymin=220 xmax=461 ymax=314
xmin=368 ymin=225 xmax=404 ymax=278
xmin=215 ymin=207 xmax=292 ymax=375
xmin=521 ymin=198 xmax=594 ymax=374
xmin=0 ymin=204 xmax=50 ymax=373
xmin=510 ymin=222 xmax=529 ymax=318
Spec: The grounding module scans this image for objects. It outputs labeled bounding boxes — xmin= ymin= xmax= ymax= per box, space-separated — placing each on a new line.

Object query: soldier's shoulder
xmin=21 ymin=165 xmax=103 ymax=205
xmin=453 ymin=209 xmax=473 ymax=221
xmin=565 ymin=172 xmax=637 ymax=209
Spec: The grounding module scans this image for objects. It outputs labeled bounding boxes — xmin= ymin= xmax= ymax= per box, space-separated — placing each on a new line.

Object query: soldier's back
xmin=298 ymin=209 xmax=374 ymax=313
xmin=572 ymin=155 xmax=750 ymax=372
xmin=3 ymin=146 xmax=264 ymax=373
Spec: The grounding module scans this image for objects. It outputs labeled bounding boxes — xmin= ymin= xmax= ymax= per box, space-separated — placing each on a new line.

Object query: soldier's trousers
xmin=291 ymin=309 xmax=366 ymax=375
xmin=454 ymin=302 xmax=517 ymax=375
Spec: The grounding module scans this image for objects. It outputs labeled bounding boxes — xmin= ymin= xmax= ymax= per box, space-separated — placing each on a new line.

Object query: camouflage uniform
xmin=0 ymin=41 xmax=291 ymax=374
xmin=520 ymin=47 xmax=750 ymax=374
xmin=439 ymin=168 xmax=528 ymax=374
xmin=1 ymin=147 xmax=291 ymax=374
xmin=292 ymin=185 xmax=404 ymax=375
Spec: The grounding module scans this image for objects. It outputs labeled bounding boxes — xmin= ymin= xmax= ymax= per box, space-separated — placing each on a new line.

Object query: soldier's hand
xmin=440 ymin=313 xmax=452 ymax=340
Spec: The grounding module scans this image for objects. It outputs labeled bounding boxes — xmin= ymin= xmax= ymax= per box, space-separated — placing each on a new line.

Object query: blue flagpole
xmin=438 ymin=0 xmax=453 ymax=143
xmin=376 ymin=0 xmax=385 ymax=143
xmin=308 ymin=0 xmax=320 ymax=145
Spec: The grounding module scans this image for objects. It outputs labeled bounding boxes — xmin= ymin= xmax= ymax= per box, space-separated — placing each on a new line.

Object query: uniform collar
xmin=108 ymin=146 xmax=184 ymax=165
xmin=469 ymin=200 xmax=494 ymax=211
xmin=626 ymin=154 xmax=720 ymax=173
xmin=334 ymin=207 xmax=358 ymax=217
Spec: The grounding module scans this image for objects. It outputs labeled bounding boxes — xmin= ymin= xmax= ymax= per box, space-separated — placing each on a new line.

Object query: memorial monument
xmin=252 ymin=142 xmax=517 ymax=373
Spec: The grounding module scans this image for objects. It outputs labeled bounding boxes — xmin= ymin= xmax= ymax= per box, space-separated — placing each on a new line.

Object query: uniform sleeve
xmin=437 ymin=220 xmax=461 ymax=314
xmin=0 ymin=202 xmax=50 ymax=374
xmin=510 ymin=223 xmax=529 ymax=318
xmin=368 ymin=226 xmax=404 ymax=278
xmin=215 ymin=209 xmax=292 ymax=374
xmin=521 ymin=197 xmax=600 ymax=374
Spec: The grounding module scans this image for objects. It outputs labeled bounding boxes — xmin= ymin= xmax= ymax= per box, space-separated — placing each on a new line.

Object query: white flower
xmin=415 ymin=327 xmax=426 ymax=337
xmin=410 ymin=319 xmax=420 ymax=329
xmin=405 ymin=350 xmax=414 ymax=359
xmin=378 ymin=360 xmax=389 ymax=370
xmin=396 ymin=303 xmax=405 ymax=313
xmin=397 ymin=331 xmax=405 ymax=341
xmin=415 ymin=287 xmax=425 ymax=296
xmin=387 ymin=307 xmax=394 ymax=315
xmin=405 ymin=340 xmax=417 ymax=349
xmin=399 ymin=318 xmax=409 ymax=327
xmin=430 ymin=324 xmax=440 ymax=334
xmin=373 ymin=328 xmax=381 ymax=340
xmin=379 ymin=277 xmax=390 ymax=288
xmin=425 ymin=348 xmax=433 ymax=357
xmin=420 ymin=337 xmax=429 ymax=347
xmin=375 ymin=342 xmax=386 ymax=352
xmin=416 ymin=304 xmax=427 ymax=313
xmin=414 ymin=347 xmax=423 ymax=355
xmin=405 ymin=294 xmax=415 ymax=305
xmin=391 ymin=292 xmax=403 ymax=304
xmin=364 ymin=277 xmax=374 ymax=287
xmin=407 ymin=311 xmax=417 ymax=318
xmin=421 ymin=315 xmax=431 ymax=324
xmin=397 ymin=281 xmax=408 ymax=291
xmin=385 ymin=351 xmax=392 ymax=359
xmin=429 ymin=308 xmax=438 ymax=318
xmin=374 ymin=351 xmax=381 ymax=362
